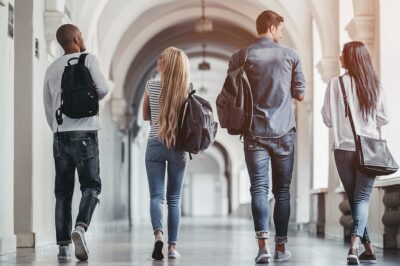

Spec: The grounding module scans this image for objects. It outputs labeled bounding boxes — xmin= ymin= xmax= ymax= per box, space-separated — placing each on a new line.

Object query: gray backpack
xmin=216 ymin=48 xmax=253 ymax=135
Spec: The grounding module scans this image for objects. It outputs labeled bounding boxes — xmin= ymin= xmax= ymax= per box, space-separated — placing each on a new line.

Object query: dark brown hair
xmin=256 ymin=10 xmax=284 ymax=35
xmin=342 ymin=41 xmax=380 ymax=121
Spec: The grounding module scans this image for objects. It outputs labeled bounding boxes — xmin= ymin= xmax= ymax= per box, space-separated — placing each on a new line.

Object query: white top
xmin=146 ymin=80 xmax=162 ymax=139
xmin=43 ymin=53 xmax=109 ymax=132
xmin=321 ymin=72 xmax=390 ymax=151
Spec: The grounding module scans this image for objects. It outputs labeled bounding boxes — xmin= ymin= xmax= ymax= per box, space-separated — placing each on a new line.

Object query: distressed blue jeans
xmin=53 ymin=131 xmax=101 ymax=245
xmin=145 ymin=138 xmax=188 ymax=245
xmin=334 ymin=149 xmax=375 ymax=244
xmin=244 ymin=128 xmax=295 ymax=243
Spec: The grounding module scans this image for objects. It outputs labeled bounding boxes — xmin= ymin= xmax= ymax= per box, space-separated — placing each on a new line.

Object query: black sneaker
xmin=347 ymin=248 xmax=360 ymax=265
xmin=152 ymin=240 xmax=164 ymax=260
xmin=359 ymin=252 xmax=377 ymax=264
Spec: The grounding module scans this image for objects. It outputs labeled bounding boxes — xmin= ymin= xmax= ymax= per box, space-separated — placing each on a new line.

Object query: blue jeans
xmin=53 ymin=131 xmax=101 ymax=245
xmin=145 ymin=138 xmax=188 ymax=245
xmin=244 ymin=128 xmax=295 ymax=243
xmin=334 ymin=149 xmax=375 ymax=244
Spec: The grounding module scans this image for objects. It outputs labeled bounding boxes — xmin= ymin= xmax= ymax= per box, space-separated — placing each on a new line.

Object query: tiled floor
xmin=1 ymin=218 xmax=399 ymax=265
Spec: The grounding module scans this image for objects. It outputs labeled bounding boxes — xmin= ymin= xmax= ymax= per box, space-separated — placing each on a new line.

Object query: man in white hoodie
xmin=43 ymin=24 xmax=109 ymax=262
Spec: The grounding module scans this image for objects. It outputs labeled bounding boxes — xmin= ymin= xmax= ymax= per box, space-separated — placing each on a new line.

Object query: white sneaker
xmin=168 ymin=250 xmax=181 ymax=259
xmin=71 ymin=226 xmax=89 ymax=261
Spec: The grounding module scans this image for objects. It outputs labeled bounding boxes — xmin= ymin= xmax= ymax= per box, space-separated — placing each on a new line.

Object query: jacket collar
xmin=255 ymin=37 xmax=274 ymax=43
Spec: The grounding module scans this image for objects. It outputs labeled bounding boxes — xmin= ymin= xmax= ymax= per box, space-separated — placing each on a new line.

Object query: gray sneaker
xmin=57 ymin=245 xmax=71 ymax=262
xmin=71 ymin=226 xmax=89 ymax=261
xmin=255 ymin=249 xmax=271 ymax=264
xmin=274 ymin=249 xmax=292 ymax=262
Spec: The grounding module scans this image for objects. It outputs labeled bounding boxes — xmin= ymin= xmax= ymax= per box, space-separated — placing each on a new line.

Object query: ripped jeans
xmin=334 ymin=149 xmax=375 ymax=244
xmin=244 ymin=128 xmax=295 ymax=244
xmin=53 ymin=131 xmax=101 ymax=245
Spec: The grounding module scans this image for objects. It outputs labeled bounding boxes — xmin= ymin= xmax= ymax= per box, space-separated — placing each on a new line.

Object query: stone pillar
xmin=0 ymin=0 xmax=17 ymax=255
xmin=14 ymin=0 xmax=35 ymax=247
xmin=382 ymin=186 xmax=400 ymax=249
xmin=310 ymin=189 xmax=328 ymax=236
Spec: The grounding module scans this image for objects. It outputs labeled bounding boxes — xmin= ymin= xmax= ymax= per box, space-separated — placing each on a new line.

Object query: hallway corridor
xmin=1 ymin=0 xmax=400 ymax=264
xmin=1 ymin=218 xmax=399 ymax=265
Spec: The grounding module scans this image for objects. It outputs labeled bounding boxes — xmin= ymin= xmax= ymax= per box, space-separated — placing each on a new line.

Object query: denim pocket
xmin=145 ymin=140 xmax=164 ymax=162
xmin=275 ymin=130 xmax=294 ymax=156
xmin=244 ymin=140 xmax=264 ymax=151
xmin=72 ymin=137 xmax=94 ymax=160
xmin=174 ymin=150 xmax=187 ymax=164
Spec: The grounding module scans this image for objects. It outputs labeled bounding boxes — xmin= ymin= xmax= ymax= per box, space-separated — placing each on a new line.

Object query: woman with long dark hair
xmin=322 ymin=41 xmax=389 ymax=265
xmin=142 ymin=47 xmax=190 ymax=260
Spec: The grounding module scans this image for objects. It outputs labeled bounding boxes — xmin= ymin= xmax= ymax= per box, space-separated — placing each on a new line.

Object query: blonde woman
xmin=143 ymin=47 xmax=190 ymax=260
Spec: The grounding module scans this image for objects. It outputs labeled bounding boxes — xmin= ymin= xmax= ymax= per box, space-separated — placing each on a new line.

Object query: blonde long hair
xmin=158 ymin=47 xmax=190 ymax=149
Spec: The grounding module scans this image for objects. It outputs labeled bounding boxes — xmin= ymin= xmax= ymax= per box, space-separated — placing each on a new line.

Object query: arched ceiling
xmin=69 ymin=0 xmax=316 ymax=127
xmin=122 ymin=18 xmax=255 ymax=118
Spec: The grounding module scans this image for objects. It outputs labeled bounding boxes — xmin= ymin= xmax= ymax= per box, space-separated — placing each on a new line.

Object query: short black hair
xmin=56 ymin=24 xmax=79 ymax=47
xmin=256 ymin=10 xmax=284 ymax=35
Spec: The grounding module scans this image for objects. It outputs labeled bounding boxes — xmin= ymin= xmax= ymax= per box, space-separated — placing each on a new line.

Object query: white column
xmin=379 ymin=0 xmax=400 ymax=177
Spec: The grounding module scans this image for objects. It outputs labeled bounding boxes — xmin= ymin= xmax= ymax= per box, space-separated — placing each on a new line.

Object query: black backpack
xmin=216 ymin=48 xmax=253 ymax=135
xmin=175 ymin=88 xmax=218 ymax=158
xmin=56 ymin=53 xmax=99 ymax=125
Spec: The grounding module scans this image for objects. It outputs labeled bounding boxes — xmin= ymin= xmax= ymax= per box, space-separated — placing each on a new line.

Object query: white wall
xmin=184 ymin=153 xmax=227 ymax=217
xmin=0 ymin=0 xmax=16 ymax=255
xmin=312 ymin=20 xmax=329 ymax=189
xmin=31 ymin=0 xmax=57 ymax=245
xmin=379 ymin=0 xmax=400 ymax=179
xmin=11 ymin=0 xmax=130 ymax=247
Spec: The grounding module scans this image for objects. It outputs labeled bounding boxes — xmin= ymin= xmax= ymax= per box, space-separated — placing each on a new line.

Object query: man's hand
xmin=294 ymin=94 xmax=304 ymax=101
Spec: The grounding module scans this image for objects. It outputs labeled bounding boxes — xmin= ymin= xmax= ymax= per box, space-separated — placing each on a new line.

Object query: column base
xmin=16 ymin=233 xmax=35 ymax=248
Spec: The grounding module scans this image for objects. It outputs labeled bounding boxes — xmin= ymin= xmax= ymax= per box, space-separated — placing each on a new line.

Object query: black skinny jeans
xmin=53 ymin=131 xmax=101 ymax=245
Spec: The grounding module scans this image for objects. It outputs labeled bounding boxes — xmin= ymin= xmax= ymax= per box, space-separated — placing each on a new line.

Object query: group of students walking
xmin=43 ymin=9 xmax=390 ymax=265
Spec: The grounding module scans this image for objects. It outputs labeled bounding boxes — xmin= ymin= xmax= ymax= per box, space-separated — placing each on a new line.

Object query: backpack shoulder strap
xmin=67 ymin=57 xmax=79 ymax=66
xmin=238 ymin=47 xmax=248 ymax=67
xmin=78 ymin=53 xmax=88 ymax=66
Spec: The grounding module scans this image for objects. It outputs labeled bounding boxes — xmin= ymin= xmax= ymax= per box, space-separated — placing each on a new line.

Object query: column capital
xmin=111 ymin=98 xmax=128 ymax=124
xmin=44 ymin=10 xmax=71 ymax=59
xmin=345 ymin=15 xmax=375 ymax=52
xmin=316 ymin=58 xmax=340 ymax=83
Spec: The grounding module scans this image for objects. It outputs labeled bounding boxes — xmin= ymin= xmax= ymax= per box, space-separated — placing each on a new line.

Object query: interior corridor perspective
xmin=1 ymin=0 xmax=400 ymax=265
